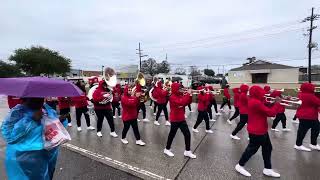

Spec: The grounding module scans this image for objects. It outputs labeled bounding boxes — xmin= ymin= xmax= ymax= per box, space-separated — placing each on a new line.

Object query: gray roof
xmin=229 ymin=60 xmax=296 ymax=71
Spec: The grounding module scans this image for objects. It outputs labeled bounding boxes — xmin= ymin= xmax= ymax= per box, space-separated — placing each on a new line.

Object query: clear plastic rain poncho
xmin=1 ymin=103 xmax=68 ymax=180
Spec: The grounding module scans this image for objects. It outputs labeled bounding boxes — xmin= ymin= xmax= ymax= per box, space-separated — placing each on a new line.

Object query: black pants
xmin=47 ymin=101 xmax=57 ymax=110
xmin=220 ymin=99 xmax=231 ymax=110
xmin=75 ymin=107 xmax=91 ymax=127
xmin=239 ymin=133 xmax=272 ymax=169
xmin=296 ymin=119 xmax=320 ymax=146
xmin=229 ymin=107 xmax=240 ymax=121
xmin=112 ymin=102 xmax=121 ymax=116
xmin=271 ymin=113 xmax=287 ymax=129
xmin=156 ymin=103 xmax=168 ymax=121
xmin=232 ymin=114 xmax=248 ymax=136
xmin=153 ymin=102 xmax=158 ymax=113
xmin=211 ymin=99 xmax=218 ymax=113
xmin=188 ymin=104 xmax=192 ymax=111
xmin=293 ymin=114 xmax=297 ymax=121
xmin=149 ymin=99 xmax=153 ymax=106
xmin=122 ymin=119 xmax=141 ymax=140
xmin=94 ymin=109 xmax=115 ymax=132
xmin=60 ymin=108 xmax=71 ymax=123
xmin=207 ymin=104 xmax=213 ymax=120
xmin=137 ymin=102 xmax=146 ymax=119
xmin=193 ymin=111 xmax=210 ymax=130
xmin=166 ymin=121 xmax=191 ymax=151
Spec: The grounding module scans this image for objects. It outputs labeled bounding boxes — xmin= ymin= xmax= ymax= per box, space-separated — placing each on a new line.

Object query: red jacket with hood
xmin=264 ymin=85 xmax=271 ymax=95
xmin=197 ymin=87 xmax=211 ymax=111
xmin=247 ymin=85 xmax=280 ymax=135
xmin=296 ymin=83 xmax=320 ymax=120
xmin=121 ymin=86 xmax=139 ymax=121
xmin=153 ymin=81 xmax=168 ymax=104
xmin=223 ymin=87 xmax=231 ymax=100
xmin=169 ymin=83 xmax=192 ymax=122
xmin=7 ymin=96 xmax=22 ymax=109
xmin=112 ymin=84 xmax=122 ymax=103
xmin=71 ymin=93 xmax=88 ymax=108
xmin=270 ymin=90 xmax=285 ymax=113
xmin=232 ymin=88 xmax=240 ymax=107
xmin=58 ymin=97 xmax=71 ymax=109
xmin=238 ymin=84 xmax=249 ymax=114
xmin=92 ymin=81 xmax=112 ymax=110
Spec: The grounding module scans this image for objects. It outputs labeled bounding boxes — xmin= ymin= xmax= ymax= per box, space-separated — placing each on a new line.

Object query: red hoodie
xmin=206 ymin=86 xmax=215 ymax=99
xmin=169 ymin=83 xmax=192 ymax=122
xmin=232 ymin=88 xmax=240 ymax=107
xmin=247 ymin=85 xmax=280 ymax=135
xmin=71 ymin=93 xmax=88 ymax=108
xmin=7 ymin=96 xmax=22 ymax=109
xmin=223 ymin=87 xmax=231 ymax=100
xmin=270 ymin=90 xmax=285 ymax=113
xmin=197 ymin=87 xmax=211 ymax=111
xmin=153 ymin=81 xmax=168 ymax=104
xmin=112 ymin=84 xmax=122 ymax=103
xmin=92 ymin=81 xmax=112 ymax=110
xmin=121 ymin=86 xmax=139 ymax=121
xmin=58 ymin=97 xmax=71 ymax=109
xmin=238 ymin=84 xmax=249 ymax=114
xmin=264 ymin=85 xmax=271 ymax=95
xmin=296 ymin=83 xmax=320 ymax=120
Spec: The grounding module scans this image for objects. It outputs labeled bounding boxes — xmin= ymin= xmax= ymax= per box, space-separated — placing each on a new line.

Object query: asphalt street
xmin=0 ymin=97 xmax=319 ymax=180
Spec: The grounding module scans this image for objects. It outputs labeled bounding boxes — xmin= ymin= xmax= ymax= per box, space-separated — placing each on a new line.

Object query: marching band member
xmin=264 ymin=85 xmax=271 ymax=95
xmin=72 ymin=83 xmax=95 ymax=132
xmin=227 ymin=87 xmax=240 ymax=124
xmin=58 ymin=96 xmax=72 ymax=127
xmin=135 ymin=81 xmax=149 ymax=122
xmin=120 ymin=85 xmax=146 ymax=146
xmin=294 ymin=82 xmax=320 ymax=151
xmin=112 ymin=84 xmax=122 ymax=118
xmin=192 ymin=86 xmax=213 ymax=133
xmin=92 ymin=80 xmax=118 ymax=138
xmin=7 ymin=96 xmax=22 ymax=109
xmin=153 ymin=81 xmax=170 ymax=126
xmin=219 ymin=85 xmax=231 ymax=112
xmin=230 ymin=84 xmax=249 ymax=140
xmin=235 ymin=85 xmax=281 ymax=178
xmin=206 ymin=85 xmax=218 ymax=121
xmin=164 ymin=82 xmax=196 ymax=158
xmin=270 ymin=91 xmax=291 ymax=132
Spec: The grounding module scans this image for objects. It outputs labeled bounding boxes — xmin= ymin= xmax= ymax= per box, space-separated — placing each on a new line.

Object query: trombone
xmin=265 ymin=96 xmax=302 ymax=106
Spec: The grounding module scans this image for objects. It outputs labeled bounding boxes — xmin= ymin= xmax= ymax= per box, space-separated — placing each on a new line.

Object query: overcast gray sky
xmin=1 ymin=0 xmax=320 ymax=73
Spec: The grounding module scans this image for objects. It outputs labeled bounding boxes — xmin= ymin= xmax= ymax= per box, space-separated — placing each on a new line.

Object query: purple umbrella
xmin=0 ymin=77 xmax=83 ymax=97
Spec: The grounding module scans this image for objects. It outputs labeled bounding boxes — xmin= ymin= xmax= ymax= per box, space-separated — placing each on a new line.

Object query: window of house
xmin=252 ymin=73 xmax=268 ymax=83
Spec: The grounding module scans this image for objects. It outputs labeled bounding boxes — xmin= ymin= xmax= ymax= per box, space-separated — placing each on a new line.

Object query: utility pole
xmin=302 ymin=8 xmax=319 ymax=83
xmin=101 ymin=65 xmax=104 ymax=76
xmin=136 ymin=42 xmax=148 ymax=70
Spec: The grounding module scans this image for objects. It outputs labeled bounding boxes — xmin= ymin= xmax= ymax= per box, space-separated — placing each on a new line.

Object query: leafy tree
xmin=174 ymin=67 xmax=186 ymax=75
xmin=157 ymin=60 xmax=170 ymax=74
xmin=0 ymin=60 xmax=23 ymax=77
xmin=9 ymin=46 xmax=71 ymax=76
xmin=141 ymin=58 xmax=158 ymax=76
xmin=204 ymin=69 xmax=215 ymax=77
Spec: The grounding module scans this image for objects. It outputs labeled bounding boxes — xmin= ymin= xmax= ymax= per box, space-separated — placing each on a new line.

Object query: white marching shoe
xmin=137 ymin=119 xmax=141 ymax=122
xmin=97 ymin=132 xmax=103 ymax=137
xmin=209 ymin=119 xmax=216 ymax=122
xmin=165 ymin=121 xmax=171 ymax=126
xmin=309 ymin=144 xmax=320 ymax=151
xmin=282 ymin=128 xmax=291 ymax=132
xmin=154 ymin=121 xmax=160 ymax=126
xmin=87 ymin=126 xmax=95 ymax=130
xmin=110 ymin=132 xmax=118 ymax=138
xmin=263 ymin=169 xmax=280 ymax=178
xmin=184 ymin=115 xmax=188 ymax=119
xmin=184 ymin=151 xmax=196 ymax=159
xmin=291 ymin=120 xmax=299 ymax=124
xmin=271 ymin=128 xmax=280 ymax=132
xmin=136 ymin=140 xmax=146 ymax=146
xmin=164 ymin=149 xmax=174 ymax=157
xmin=294 ymin=145 xmax=311 ymax=152
xmin=227 ymin=119 xmax=233 ymax=125
xmin=77 ymin=127 xmax=82 ymax=132
xmin=235 ymin=164 xmax=251 ymax=177
xmin=121 ymin=139 xmax=129 ymax=144
xmin=192 ymin=128 xmax=199 ymax=133
xmin=153 ymin=113 xmax=157 ymax=116
xmin=205 ymin=129 xmax=213 ymax=134
xmin=113 ymin=116 xmax=116 ymax=118
xmin=143 ymin=118 xmax=150 ymax=122
xmin=230 ymin=134 xmax=241 ymax=140
xmin=119 ymin=115 xmax=122 ymax=118
xmin=68 ymin=123 xmax=72 ymax=127
xmin=216 ymin=112 xmax=222 ymax=116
